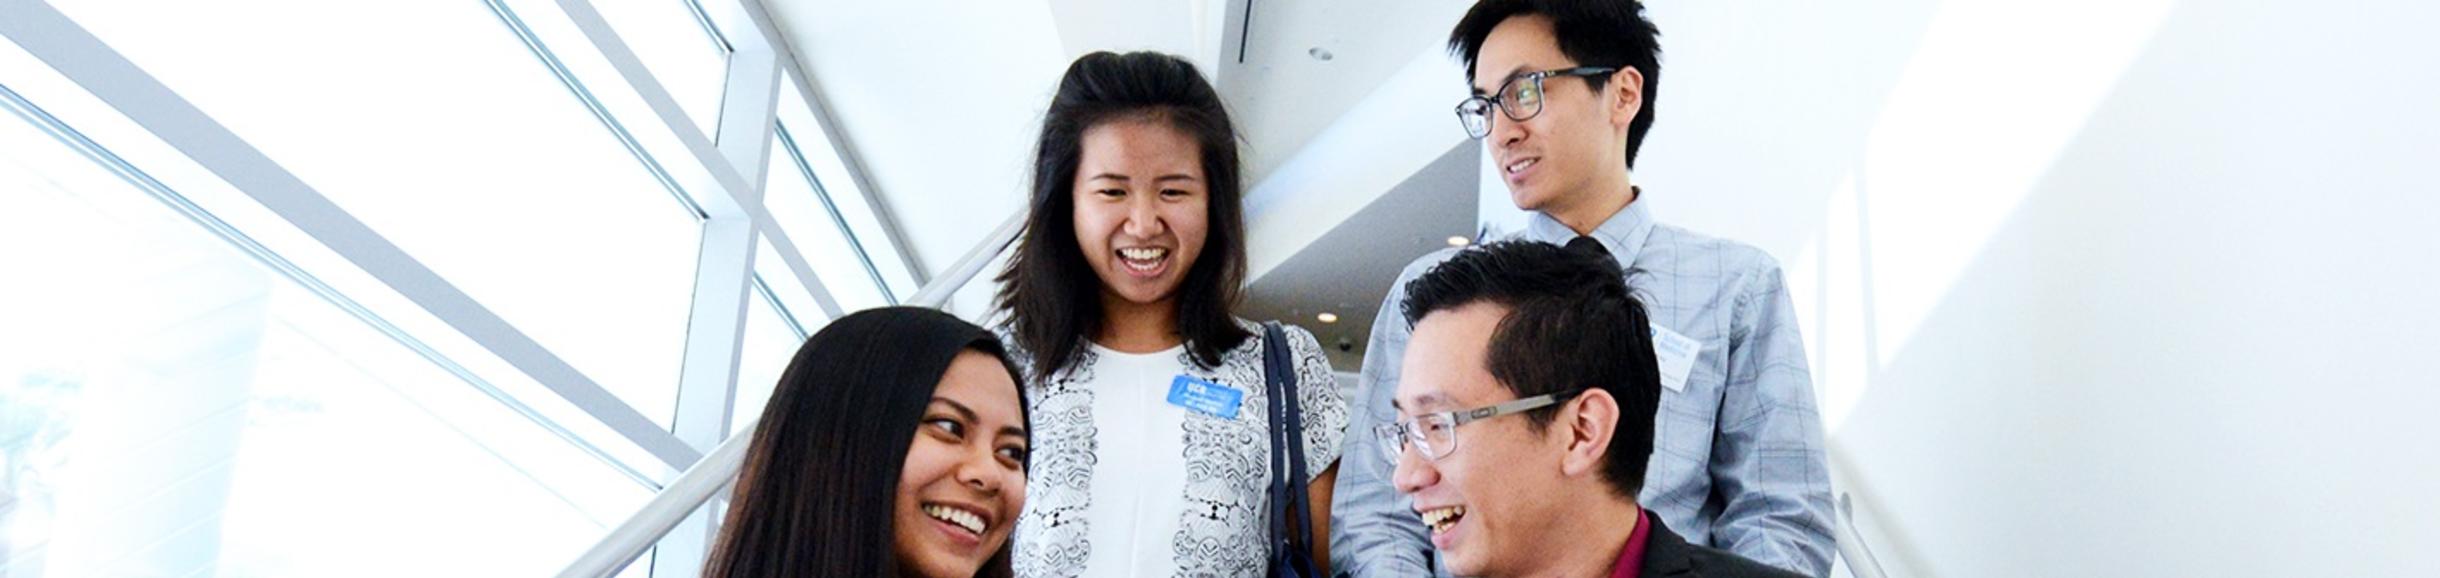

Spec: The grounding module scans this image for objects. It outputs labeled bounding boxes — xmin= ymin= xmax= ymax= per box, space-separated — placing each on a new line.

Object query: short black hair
xmin=995 ymin=51 xmax=1252 ymax=381
xmin=1449 ymin=0 xmax=1663 ymax=169
xmin=1401 ymin=240 xmax=1661 ymax=498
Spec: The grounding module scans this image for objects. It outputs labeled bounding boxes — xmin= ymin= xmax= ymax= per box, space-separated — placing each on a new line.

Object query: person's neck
xmin=1509 ymin=495 xmax=1643 ymax=578
xmin=1546 ymin=171 xmax=1638 ymax=237
xmin=1095 ymin=293 xmax=1183 ymax=353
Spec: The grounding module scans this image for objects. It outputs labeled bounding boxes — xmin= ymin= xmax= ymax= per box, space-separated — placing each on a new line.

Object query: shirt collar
xmin=1523 ymin=188 xmax=1656 ymax=265
xmin=1608 ymin=507 xmax=1655 ymax=578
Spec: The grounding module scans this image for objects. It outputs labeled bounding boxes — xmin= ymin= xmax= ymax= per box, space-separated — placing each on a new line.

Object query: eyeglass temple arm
xmin=1452 ymin=390 xmax=1580 ymax=425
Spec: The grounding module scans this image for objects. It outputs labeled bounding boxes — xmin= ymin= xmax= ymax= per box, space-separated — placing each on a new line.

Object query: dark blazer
xmin=1641 ymin=515 xmax=1812 ymax=578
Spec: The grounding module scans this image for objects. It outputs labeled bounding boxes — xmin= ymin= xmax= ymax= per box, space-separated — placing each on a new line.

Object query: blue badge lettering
xmin=1166 ymin=374 xmax=1244 ymax=419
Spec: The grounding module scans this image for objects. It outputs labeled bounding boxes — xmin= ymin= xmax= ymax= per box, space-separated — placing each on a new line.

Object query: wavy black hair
xmin=704 ymin=307 xmax=1028 ymax=578
xmin=994 ymin=50 xmax=1251 ymax=381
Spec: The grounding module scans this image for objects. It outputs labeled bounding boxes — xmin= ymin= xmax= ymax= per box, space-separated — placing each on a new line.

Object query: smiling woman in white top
xmin=993 ymin=51 xmax=1347 ymax=578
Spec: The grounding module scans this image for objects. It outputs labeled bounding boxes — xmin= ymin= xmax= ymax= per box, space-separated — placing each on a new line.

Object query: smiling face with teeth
xmin=1070 ymin=118 xmax=1210 ymax=325
xmin=1392 ymin=302 xmax=1600 ymax=577
xmin=893 ymin=351 xmax=1029 ymax=578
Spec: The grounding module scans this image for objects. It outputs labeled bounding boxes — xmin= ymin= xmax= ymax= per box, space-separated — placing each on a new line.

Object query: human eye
xmin=1511 ymin=77 xmax=1542 ymax=103
xmin=997 ymin=444 xmax=1029 ymax=466
xmin=926 ymin=417 xmax=966 ymax=439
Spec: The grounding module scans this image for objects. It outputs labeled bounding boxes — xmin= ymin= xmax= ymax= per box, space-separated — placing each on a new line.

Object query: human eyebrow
xmin=931 ymin=397 xmax=979 ymax=423
xmin=1479 ymin=65 xmax=1537 ymax=95
xmin=1393 ymin=392 xmax=1454 ymax=413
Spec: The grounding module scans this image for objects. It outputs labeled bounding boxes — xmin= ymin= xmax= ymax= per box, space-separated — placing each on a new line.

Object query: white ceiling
xmin=1240 ymin=141 xmax=1480 ymax=369
xmin=1217 ymin=0 xmax=1476 ymax=180
xmin=761 ymin=0 xmax=1486 ymax=367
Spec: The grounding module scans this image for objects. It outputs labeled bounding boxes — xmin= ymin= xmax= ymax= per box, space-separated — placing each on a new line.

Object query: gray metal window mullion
xmin=650 ymin=8 xmax=783 ymax=578
xmin=769 ymin=56 xmax=932 ymax=293
xmin=542 ymin=0 xmax=842 ymax=325
xmin=0 ymin=81 xmax=663 ymax=491
xmin=0 ymin=0 xmax=703 ymax=471
xmin=547 ymin=0 xmax=748 ymax=218
xmin=751 ymin=204 xmax=849 ymax=320
xmin=483 ymin=0 xmax=708 ymax=221
xmin=556 ymin=208 xmax=1024 ymax=578
xmin=750 ymin=275 xmax=809 ymax=340
xmin=555 ymin=0 xmax=1022 ymax=574
xmin=679 ymin=0 xmax=733 ymax=56
xmin=717 ymin=0 xmax=930 ymax=291
xmin=773 ymin=123 xmax=897 ymax=305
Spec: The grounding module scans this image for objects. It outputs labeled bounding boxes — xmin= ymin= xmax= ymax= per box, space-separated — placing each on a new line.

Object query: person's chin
xmin=1106 ymin=278 xmax=1180 ymax=306
xmin=1509 ymin=185 xmax=1557 ymax=213
xmin=900 ymin=549 xmax=983 ymax=578
xmin=1439 ymin=550 xmax=1486 ymax=578
xmin=1433 ymin=525 xmax=1492 ymax=577
xmin=900 ymin=518 xmax=990 ymax=577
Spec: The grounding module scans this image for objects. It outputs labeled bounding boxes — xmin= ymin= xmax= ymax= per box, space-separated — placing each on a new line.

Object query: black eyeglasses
xmin=1455 ymin=66 xmax=1618 ymax=139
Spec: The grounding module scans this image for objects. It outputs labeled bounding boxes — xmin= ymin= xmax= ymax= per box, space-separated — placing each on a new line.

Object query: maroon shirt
xmin=1607 ymin=508 xmax=1656 ymax=578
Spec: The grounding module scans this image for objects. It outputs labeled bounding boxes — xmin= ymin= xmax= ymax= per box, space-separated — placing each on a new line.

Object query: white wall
xmin=1476 ymin=0 xmax=2440 ymax=575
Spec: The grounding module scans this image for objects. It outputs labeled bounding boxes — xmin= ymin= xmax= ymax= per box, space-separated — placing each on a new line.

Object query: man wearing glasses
xmin=1378 ymin=240 xmax=1803 ymax=578
xmin=1332 ymin=1 xmax=1834 ymax=576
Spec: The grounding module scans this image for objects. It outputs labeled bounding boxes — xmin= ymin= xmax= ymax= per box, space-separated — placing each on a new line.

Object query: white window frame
xmin=0 ymin=0 xmax=920 ymax=574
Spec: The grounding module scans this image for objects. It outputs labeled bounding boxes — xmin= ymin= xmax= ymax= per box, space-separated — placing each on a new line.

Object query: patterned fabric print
xmin=1169 ymin=322 xmax=1350 ymax=576
xmin=1284 ymin=326 xmax=1350 ymax=477
xmin=1170 ymin=338 xmax=1269 ymax=575
xmin=1008 ymin=322 xmax=1348 ymax=578
xmin=1012 ymin=343 xmax=1099 ymax=578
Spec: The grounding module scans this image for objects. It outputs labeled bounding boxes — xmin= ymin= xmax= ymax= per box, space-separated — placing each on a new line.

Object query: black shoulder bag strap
xmin=1263 ymin=322 xmax=1320 ymax=578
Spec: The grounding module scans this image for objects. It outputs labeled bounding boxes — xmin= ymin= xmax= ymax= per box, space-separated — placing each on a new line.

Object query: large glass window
xmin=590 ymin=0 xmax=732 ymax=137
xmin=53 ymin=0 xmax=707 ymax=427
xmin=0 ymin=93 xmax=650 ymax=578
xmin=728 ymin=286 xmax=806 ymax=436
xmin=764 ymin=126 xmax=895 ymax=312
xmin=1 ymin=0 xmax=964 ymax=571
xmin=775 ymin=73 xmax=922 ymax=300
xmin=752 ymin=236 xmax=833 ymax=335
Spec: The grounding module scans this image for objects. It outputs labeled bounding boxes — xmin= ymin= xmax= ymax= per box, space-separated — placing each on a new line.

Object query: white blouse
xmin=1007 ymin=320 xmax=1347 ymax=578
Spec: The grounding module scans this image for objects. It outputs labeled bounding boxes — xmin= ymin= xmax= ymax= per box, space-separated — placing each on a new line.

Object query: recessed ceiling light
xmin=1317 ymin=312 xmax=1340 ymax=324
xmin=1447 ymin=235 xmax=1472 ymax=247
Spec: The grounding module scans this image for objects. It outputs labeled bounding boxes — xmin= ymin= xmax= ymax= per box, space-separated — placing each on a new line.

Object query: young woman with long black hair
xmin=996 ymin=51 xmax=1348 ymax=578
xmin=704 ymin=307 xmax=1030 ymax=578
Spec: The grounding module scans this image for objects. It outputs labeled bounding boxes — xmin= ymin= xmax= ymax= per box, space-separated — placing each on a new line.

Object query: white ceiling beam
xmin=1244 ymin=44 xmax=1470 ymax=283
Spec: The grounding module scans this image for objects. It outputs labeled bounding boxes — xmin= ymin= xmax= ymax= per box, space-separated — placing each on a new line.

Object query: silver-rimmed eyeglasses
xmin=1373 ymin=389 xmax=1584 ymax=465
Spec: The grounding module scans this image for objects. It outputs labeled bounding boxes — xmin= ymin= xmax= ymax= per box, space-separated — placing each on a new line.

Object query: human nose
xmin=1120 ymin=192 xmax=1165 ymax=239
xmin=1390 ymin=434 xmax=1439 ymax=495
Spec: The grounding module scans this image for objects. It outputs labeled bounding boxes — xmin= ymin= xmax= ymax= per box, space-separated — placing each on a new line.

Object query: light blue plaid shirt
xmin=1329 ymin=197 xmax=1836 ymax=577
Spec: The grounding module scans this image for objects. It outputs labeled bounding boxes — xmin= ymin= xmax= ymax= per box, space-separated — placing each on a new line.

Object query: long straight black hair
xmin=994 ymin=50 xmax=1252 ymax=382
xmin=703 ymin=307 xmax=1028 ymax=578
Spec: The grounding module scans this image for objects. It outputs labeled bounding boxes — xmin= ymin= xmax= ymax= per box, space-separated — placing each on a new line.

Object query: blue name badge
xmin=1166 ymin=374 xmax=1244 ymax=419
